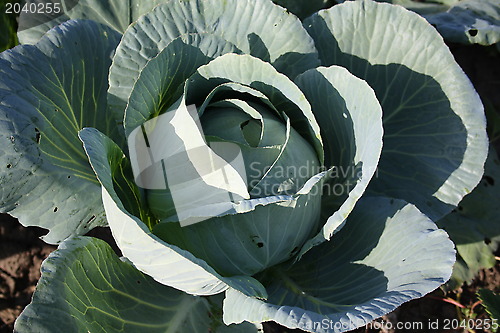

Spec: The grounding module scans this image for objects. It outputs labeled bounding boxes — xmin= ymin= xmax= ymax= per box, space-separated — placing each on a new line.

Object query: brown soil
xmin=0 ymin=214 xmax=55 ymax=332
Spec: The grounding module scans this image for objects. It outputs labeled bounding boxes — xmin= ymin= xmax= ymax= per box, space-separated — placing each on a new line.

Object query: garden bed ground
xmin=0 ymin=43 xmax=499 ymax=333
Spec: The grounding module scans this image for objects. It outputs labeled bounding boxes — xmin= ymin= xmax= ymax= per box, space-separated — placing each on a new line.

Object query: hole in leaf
xmin=257 ymin=242 xmax=264 ymax=248
xmin=6 ymin=164 xmax=11 ymax=169
xmin=35 ymin=128 xmax=40 ymax=144
xmin=485 ymin=237 xmax=492 ymax=245
xmin=53 ymin=207 xmax=58 ymax=213
xmin=468 ymin=29 xmax=478 ymax=37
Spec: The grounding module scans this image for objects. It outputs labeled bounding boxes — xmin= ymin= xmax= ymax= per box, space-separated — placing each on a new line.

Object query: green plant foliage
xmin=0 ymin=0 xmax=491 ymax=332
xmin=341 ymin=0 xmax=500 ymax=45
xmin=0 ymin=0 xmax=19 ymax=51
xmin=478 ymin=289 xmax=500 ymax=321
xmin=14 ymin=236 xmax=261 ymax=333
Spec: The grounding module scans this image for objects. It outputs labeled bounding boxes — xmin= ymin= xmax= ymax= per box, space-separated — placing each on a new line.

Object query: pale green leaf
xmin=0 ymin=20 xmax=121 ymax=243
xmin=14 ymin=236 xmax=213 ymax=333
xmin=294 ymin=65 xmax=383 ymax=255
xmin=359 ymin=0 xmax=500 ymax=45
xmin=425 ymin=0 xmax=500 ymax=45
xmin=305 ymin=0 xmax=488 ymax=220
xmin=17 ymin=0 xmax=170 ymax=44
xmin=223 ymin=197 xmax=455 ymax=333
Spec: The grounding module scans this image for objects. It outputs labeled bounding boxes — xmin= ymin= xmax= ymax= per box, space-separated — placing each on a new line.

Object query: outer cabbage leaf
xmin=17 ymin=0 xmax=170 ymax=44
xmin=353 ymin=0 xmax=500 ymax=45
xmin=0 ymin=20 xmax=121 ymax=243
xmin=294 ymin=65 xmax=383 ymax=255
xmin=425 ymin=0 xmax=500 ymax=45
xmin=223 ymin=197 xmax=455 ymax=333
xmin=437 ymin=146 xmax=500 ymax=289
xmin=14 ymin=236 xmax=261 ymax=333
xmin=305 ymin=0 xmax=488 ymax=221
xmin=79 ymin=127 xmax=268 ymax=298
xmin=334 ymin=0 xmax=456 ymax=13
xmin=108 ymin=0 xmax=320 ymax=125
